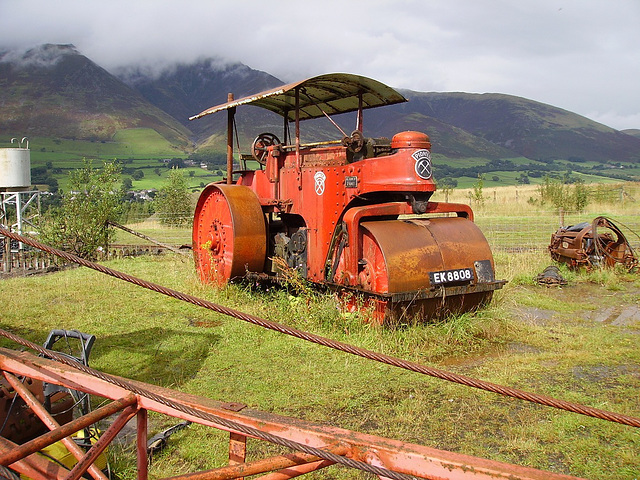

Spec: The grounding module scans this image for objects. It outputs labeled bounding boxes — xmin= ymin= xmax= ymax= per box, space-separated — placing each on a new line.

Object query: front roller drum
xmin=193 ymin=184 xmax=267 ymax=286
xmin=336 ymin=217 xmax=504 ymax=323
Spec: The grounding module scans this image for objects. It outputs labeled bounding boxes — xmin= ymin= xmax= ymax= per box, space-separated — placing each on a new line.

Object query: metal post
xmin=3 ymin=228 xmax=9 ymax=273
xmin=226 ymin=93 xmax=235 ymax=185
xmin=357 ymin=92 xmax=363 ymax=132
xmin=294 ymin=87 xmax=300 ymax=164
xmin=137 ymin=409 xmax=149 ymax=480
xmin=161 ymin=445 xmax=348 ymax=480
xmin=228 ymin=432 xmax=247 ymax=480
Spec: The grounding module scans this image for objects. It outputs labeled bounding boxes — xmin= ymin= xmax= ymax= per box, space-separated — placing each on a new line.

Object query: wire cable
xmin=1 ymin=227 xmax=639 ymax=430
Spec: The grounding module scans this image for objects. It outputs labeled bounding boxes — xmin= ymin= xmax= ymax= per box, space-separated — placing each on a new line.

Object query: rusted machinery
xmin=190 ymin=74 xmax=505 ymax=322
xmin=549 ymin=216 xmax=638 ymax=270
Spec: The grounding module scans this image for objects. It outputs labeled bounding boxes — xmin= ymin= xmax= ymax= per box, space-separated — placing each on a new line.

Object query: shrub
xmin=155 ymin=168 xmax=193 ymax=227
xmin=38 ymin=160 xmax=122 ymax=260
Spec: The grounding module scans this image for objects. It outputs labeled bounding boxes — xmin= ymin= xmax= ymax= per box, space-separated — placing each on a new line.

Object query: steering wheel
xmin=342 ymin=130 xmax=365 ymax=153
xmin=251 ymin=133 xmax=281 ymax=165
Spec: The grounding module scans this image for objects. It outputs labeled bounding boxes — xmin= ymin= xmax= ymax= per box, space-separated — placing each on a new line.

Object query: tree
xmin=470 ymin=174 xmax=485 ymax=206
xmin=132 ymin=169 xmax=144 ymax=181
xmin=38 ymin=160 xmax=122 ymax=260
xmin=155 ymin=168 xmax=193 ymax=227
xmin=536 ymin=176 xmax=590 ymax=224
xmin=167 ymin=158 xmax=185 ymax=169
xmin=437 ymin=177 xmax=456 ymax=202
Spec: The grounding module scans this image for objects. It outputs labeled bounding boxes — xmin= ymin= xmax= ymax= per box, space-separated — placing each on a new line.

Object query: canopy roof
xmin=189 ymin=73 xmax=407 ymax=122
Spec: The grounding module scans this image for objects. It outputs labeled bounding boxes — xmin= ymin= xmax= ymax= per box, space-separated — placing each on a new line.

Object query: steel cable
xmin=1 ymin=227 xmax=639 ymax=430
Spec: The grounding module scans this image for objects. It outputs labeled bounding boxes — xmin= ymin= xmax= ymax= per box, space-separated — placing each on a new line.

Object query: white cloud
xmin=0 ymin=0 xmax=638 ymax=130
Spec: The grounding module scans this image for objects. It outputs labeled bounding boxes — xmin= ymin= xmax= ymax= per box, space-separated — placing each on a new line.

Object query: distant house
xmin=129 ymin=189 xmax=158 ymax=201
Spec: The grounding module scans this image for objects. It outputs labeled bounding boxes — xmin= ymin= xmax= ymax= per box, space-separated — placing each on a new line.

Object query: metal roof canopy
xmin=189 ymin=73 xmax=408 ymax=122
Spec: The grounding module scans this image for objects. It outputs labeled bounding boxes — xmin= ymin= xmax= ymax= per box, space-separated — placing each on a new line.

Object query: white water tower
xmin=0 ymin=137 xmax=32 ymax=190
xmin=1 ymin=137 xmax=40 ymax=253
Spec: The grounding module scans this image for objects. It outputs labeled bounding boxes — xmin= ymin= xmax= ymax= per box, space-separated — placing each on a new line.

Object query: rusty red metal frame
xmin=548 ymin=216 xmax=638 ymax=270
xmin=0 ymin=347 xmax=586 ymax=480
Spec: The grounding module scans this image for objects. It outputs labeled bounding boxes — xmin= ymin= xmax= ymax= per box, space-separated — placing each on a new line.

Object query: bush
xmin=155 ymin=168 xmax=193 ymax=227
xmin=38 ymin=160 xmax=122 ymax=260
xmin=536 ymin=176 xmax=590 ymax=213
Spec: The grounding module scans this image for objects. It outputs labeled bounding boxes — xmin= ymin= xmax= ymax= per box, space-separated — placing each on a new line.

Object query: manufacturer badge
xmin=345 ymin=176 xmax=358 ymax=188
xmin=314 ymin=171 xmax=326 ymax=195
xmin=412 ymin=149 xmax=432 ymax=180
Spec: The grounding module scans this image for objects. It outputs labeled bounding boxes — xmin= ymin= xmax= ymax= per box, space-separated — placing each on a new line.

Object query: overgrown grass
xmin=1 ymin=249 xmax=638 ymax=479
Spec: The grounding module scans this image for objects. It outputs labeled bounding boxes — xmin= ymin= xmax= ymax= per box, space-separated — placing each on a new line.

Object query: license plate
xmin=429 ymin=268 xmax=474 ymax=285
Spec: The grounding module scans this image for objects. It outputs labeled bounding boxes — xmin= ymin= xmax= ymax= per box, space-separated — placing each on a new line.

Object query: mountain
xmin=0 ymin=44 xmax=192 ymax=148
xmin=623 ymin=129 xmax=640 ymax=139
xmin=116 ymin=59 xmax=283 ymax=141
xmin=1 ymin=44 xmax=638 ymax=165
xmin=385 ymin=91 xmax=640 ymax=163
xmin=125 ymin=62 xmax=638 ymax=163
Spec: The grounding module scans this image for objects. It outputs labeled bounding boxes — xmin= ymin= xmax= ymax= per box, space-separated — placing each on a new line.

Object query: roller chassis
xmin=191 ymin=74 xmax=505 ymax=322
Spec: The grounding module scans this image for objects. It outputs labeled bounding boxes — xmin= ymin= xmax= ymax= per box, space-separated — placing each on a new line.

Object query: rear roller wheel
xmin=193 ymin=184 xmax=266 ymax=285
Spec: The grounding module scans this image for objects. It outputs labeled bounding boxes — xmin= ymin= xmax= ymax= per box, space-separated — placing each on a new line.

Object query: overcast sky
xmin=1 ymin=0 xmax=639 ymax=130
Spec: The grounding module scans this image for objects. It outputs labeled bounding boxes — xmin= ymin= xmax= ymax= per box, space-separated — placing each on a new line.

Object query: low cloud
xmin=1 ymin=0 xmax=638 ymax=130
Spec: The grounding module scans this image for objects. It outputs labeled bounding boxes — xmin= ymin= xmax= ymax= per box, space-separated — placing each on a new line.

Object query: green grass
xmin=111 ymin=129 xmax=186 ymax=157
xmin=0 ymin=130 xmax=196 ymax=192
xmin=0 ymin=131 xmax=188 ymax=164
xmin=0 ymin=249 xmax=638 ymax=479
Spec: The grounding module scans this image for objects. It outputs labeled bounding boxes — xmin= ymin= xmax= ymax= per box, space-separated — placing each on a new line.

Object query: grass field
xmin=0 ymin=251 xmax=637 ymax=479
xmin=1 ymin=185 xmax=640 ymax=478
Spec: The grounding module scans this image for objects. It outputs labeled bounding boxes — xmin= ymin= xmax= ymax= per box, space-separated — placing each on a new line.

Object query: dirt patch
xmin=573 ymin=364 xmax=640 ymax=385
xmin=583 ymin=305 xmax=640 ymax=327
xmin=512 ymin=306 xmax=558 ymax=325
xmin=510 ymin=281 xmax=640 ymax=331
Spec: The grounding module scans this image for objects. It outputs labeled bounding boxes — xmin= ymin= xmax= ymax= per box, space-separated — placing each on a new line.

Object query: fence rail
xmin=3 ymin=212 xmax=640 ymax=276
xmin=476 ymin=212 xmax=640 ymax=253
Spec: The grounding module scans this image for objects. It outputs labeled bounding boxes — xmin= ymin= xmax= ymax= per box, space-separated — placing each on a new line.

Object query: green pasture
xmin=3 ymin=130 xmax=639 ymax=195
xmin=0 ymin=129 xmax=189 ymax=164
xmin=0 ymin=247 xmax=638 ymax=479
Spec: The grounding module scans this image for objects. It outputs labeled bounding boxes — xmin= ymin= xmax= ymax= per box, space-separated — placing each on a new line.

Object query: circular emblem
xmin=412 ymin=149 xmax=432 ymax=180
xmin=314 ymin=171 xmax=326 ymax=195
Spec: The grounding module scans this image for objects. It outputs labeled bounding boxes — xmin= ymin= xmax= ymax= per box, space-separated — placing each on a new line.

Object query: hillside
xmin=623 ymin=129 xmax=640 ymax=139
xmin=114 ymin=54 xmax=640 ymax=163
xmin=382 ymin=91 xmax=640 ymax=163
xmin=116 ymin=59 xmax=283 ymax=141
xmin=0 ymin=44 xmax=192 ymax=150
xmin=1 ymin=43 xmax=639 ymax=172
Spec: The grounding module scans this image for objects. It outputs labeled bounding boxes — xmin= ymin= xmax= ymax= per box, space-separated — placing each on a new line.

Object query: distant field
xmin=1 ymin=132 xmax=638 ymax=193
xmin=0 ymin=129 xmax=206 ymax=191
xmin=452 ymin=171 xmax=624 ymax=189
xmin=0 ymin=129 xmax=189 ymax=163
xmin=111 ymin=128 xmax=190 ymax=157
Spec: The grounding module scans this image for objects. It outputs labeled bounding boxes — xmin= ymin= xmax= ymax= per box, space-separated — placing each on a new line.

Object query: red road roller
xmin=190 ymin=74 xmax=505 ymax=322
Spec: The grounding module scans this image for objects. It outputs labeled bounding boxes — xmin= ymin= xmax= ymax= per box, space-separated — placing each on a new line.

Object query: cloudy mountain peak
xmin=0 ymin=43 xmax=79 ymax=69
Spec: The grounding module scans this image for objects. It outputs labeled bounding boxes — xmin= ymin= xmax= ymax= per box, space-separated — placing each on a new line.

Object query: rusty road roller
xmin=190 ymin=73 xmax=505 ymax=322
